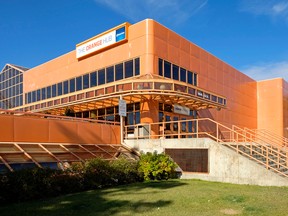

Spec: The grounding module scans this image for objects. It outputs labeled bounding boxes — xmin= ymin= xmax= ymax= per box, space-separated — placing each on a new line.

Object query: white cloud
xmin=94 ymin=0 xmax=208 ymax=25
xmin=240 ymin=0 xmax=288 ymax=20
xmin=240 ymin=61 xmax=288 ymax=81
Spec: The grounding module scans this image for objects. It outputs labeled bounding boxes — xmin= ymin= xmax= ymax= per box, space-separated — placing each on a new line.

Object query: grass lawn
xmin=1 ymin=179 xmax=288 ymax=216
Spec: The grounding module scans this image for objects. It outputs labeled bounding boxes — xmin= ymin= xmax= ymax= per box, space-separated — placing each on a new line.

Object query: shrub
xmin=138 ymin=152 xmax=178 ymax=181
xmin=82 ymin=158 xmax=114 ymax=189
xmin=110 ymin=157 xmax=143 ymax=184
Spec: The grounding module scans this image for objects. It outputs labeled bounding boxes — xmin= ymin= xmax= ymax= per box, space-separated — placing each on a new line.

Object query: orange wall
xmin=23 ymin=19 xmax=288 ymax=136
xmin=24 ymin=19 xmax=153 ymax=93
xmin=257 ymin=78 xmax=284 ymax=136
xmin=0 ymin=115 xmax=120 ymax=144
xmin=152 ymin=20 xmax=257 ymax=129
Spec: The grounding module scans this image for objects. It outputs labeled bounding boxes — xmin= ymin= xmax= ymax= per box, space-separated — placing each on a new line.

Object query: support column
xmin=140 ymin=98 xmax=159 ymax=138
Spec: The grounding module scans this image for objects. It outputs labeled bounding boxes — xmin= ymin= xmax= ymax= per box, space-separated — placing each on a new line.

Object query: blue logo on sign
xmin=116 ymin=27 xmax=126 ymax=42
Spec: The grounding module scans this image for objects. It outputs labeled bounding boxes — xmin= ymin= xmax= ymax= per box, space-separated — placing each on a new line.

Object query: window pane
xmin=115 ymin=63 xmax=123 ymax=81
xmin=158 ymin=59 xmax=163 ymax=76
xmin=90 ymin=72 xmax=97 ymax=87
xmin=36 ymin=89 xmax=41 ymax=101
xmin=125 ymin=60 xmax=133 ymax=78
xmin=98 ymin=69 xmax=105 ymax=85
xmin=164 ymin=61 xmax=171 ymax=78
xmin=41 ymin=88 xmax=46 ymax=100
xmin=194 ymin=73 xmax=198 ymax=86
xmin=106 ymin=66 xmax=114 ymax=83
xmin=180 ymin=68 xmax=186 ymax=82
xmin=173 ymin=64 xmax=179 ymax=80
xmin=47 ymin=86 xmax=51 ymax=99
xmin=69 ymin=78 xmax=75 ymax=92
xmin=135 ymin=58 xmax=140 ymax=76
xmin=83 ymin=74 xmax=89 ymax=89
xmin=76 ymin=76 xmax=82 ymax=91
xmin=63 ymin=81 xmax=69 ymax=94
xmin=57 ymin=82 xmax=63 ymax=96
xmin=32 ymin=91 xmax=36 ymax=102
xmin=188 ymin=71 xmax=193 ymax=85
xmin=52 ymin=84 xmax=57 ymax=97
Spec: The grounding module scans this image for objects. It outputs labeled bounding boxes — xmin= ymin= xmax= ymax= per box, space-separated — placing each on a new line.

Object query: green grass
xmin=1 ymin=179 xmax=288 ymax=216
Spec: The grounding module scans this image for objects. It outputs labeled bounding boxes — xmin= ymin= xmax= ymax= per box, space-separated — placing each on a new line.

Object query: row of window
xmin=158 ymin=59 xmax=198 ymax=86
xmin=0 ymin=84 xmax=23 ymax=99
xmin=25 ymin=58 xmax=140 ymax=104
xmin=0 ymin=68 xmax=22 ymax=82
xmin=0 ymin=95 xmax=23 ymax=109
xmin=73 ymin=102 xmax=141 ymax=125
xmin=0 ymin=66 xmax=24 ymax=109
xmin=0 ymin=74 xmax=23 ymax=90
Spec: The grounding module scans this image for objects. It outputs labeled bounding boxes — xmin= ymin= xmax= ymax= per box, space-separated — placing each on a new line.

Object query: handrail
xmin=245 ymin=128 xmax=288 ymax=148
xmin=124 ymin=118 xmax=288 ymax=178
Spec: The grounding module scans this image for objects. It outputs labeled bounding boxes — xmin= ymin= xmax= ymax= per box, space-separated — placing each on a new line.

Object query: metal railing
xmin=124 ymin=118 xmax=288 ymax=178
xmin=244 ymin=128 xmax=288 ymax=149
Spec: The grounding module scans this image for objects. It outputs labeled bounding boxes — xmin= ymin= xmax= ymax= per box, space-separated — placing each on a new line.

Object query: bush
xmin=110 ymin=157 xmax=143 ymax=184
xmin=138 ymin=152 xmax=178 ymax=181
xmin=0 ymin=155 xmax=178 ymax=204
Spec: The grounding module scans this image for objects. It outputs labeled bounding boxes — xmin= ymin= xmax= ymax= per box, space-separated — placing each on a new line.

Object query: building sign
xmin=173 ymin=104 xmax=190 ymax=116
xmin=76 ymin=23 xmax=129 ymax=59
xmin=119 ymin=99 xmax=127 ymax=117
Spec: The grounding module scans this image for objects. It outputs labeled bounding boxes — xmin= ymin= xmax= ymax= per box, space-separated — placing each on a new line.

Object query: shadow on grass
xmin=1 ymin=180 xmax=187 ymax=216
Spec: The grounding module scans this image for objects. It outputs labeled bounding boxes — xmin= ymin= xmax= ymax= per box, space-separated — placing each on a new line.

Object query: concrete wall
xmin=124 ymin=138 xmax=288 ymax=186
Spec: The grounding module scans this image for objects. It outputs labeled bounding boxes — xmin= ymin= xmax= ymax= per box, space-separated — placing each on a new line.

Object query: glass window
xmin=52 ymin=84 xmax=57 ymax=97
xmin=165 ymin=115 xmax=171 ymax=130
xmin=194 ymin=73 xmax=198 ymax=86
xmin=127 ymin=103 xmax=134 ymax=112
xmin=135 ymin=58 xmax=140 ymax=76
xmin=28 ymin=92 xmax=32 ymax=103
xmin=127 ymin=112 xmax=134 ymax=125
xmin=20 ymin=96 xmax=23 ymax=106
xmin=98 ymin=69 xmax=105 ymax=85
xmin=135 ymin=111 xmax=140 ymax=124
xmin=90 ymin=72 xmax=97 ymax=87
xmin=173 ymin=116 xmax=179 ymax=131
xmin=173 ymin=64 xmax=179 ymax=80
xmin=180 ymin=68 xmax=186 ymax=82
xmin=47 ymin=86 xmax=51 ymax=99
xmin=20 ymin=83 xmax=23 ymax=94
xmin=125 ymin=60 xmax=133 ymax=78
xmin=115 ymin=63 xmax=123 ymax=81
xmin=20 ymin=74 xmax=23 ymax=82
xmin=36 ymin=89 xmax=41 ymax=101
xmin=63 ymin=80 xmax=69 ymax=94
xmin=158 ymin=59 xmax=163 ymax=76
xmin=164 ymin=61 xmax=171 ymax=78
xmin=76 ymin=76 xmax=82 ymax=91
xmin=106 ymin=66 xmax=114 ymax=83
xmin=69 ymin=78 xmax=75 ymax=93
xmin=57 ymin=82 xmax=62 ymax=96
xmin=106 ymin=107 xmax=114 ymax=115
xmin=32 ymin=91 xmax=36 ymax=102
xmin=83 ymin=74 xmax=89 ymax=89
xmin=188 ymin=71 xmax=193 ymax=85
xmin=41 ymin=88 xmax=46 ymax=100
xmin=212 ymin=95 xmax=217 ymax=102
xmin=181 ymin=118 xmax=186 ymax=132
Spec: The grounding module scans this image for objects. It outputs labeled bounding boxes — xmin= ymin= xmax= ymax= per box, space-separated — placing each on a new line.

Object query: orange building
xmin=0 ymin=19 xmax=287 ymax=138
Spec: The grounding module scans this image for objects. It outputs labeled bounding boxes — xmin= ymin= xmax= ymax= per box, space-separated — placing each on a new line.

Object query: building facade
xmin=0 ymin=19 xmax=287 ymax=137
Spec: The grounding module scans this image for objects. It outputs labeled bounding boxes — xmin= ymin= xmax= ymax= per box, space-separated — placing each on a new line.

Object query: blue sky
xmin=0 ymin=0 xmax=288 ymax=81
